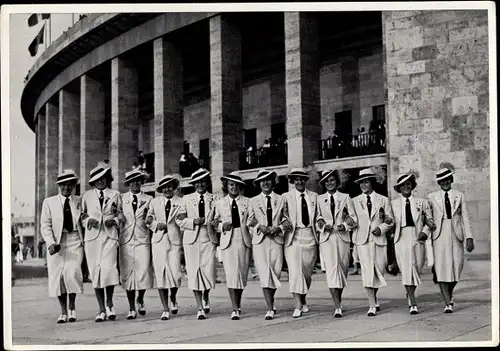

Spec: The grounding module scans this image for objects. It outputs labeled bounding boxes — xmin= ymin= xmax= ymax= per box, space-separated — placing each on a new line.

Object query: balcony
xmin=318 ymin=130 xmax=386 ymax=161
xmin=239 ymin=143 xmax=288 ymax=170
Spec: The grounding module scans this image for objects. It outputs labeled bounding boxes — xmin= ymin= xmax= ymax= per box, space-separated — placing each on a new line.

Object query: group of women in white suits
xmin=40 ymin=161 xmax=474 ymax=323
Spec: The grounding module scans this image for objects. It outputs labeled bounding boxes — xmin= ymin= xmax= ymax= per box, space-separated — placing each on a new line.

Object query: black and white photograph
xmin=1 ymin=2 xmax=498 ymax=349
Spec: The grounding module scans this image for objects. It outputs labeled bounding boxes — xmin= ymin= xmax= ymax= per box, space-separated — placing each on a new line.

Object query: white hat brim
xmin=89 ymin=168 xmax=113 ymax=185
xmin=253 ymin=171 xmax=277 ymax=184
xmin=188 ymin=171 xmax=211 ymax=184
xmin=56 ymin=176 xmax=79 ymax=185
xmin=221 ymin=176 xmax=246 ymax=185
xmin=124 ymin=173 xmax=147 ymax=186
xmin=436 ymin=171 xmax=455 ymax=182
xmin=354 ymin=174 xmax=377 ymax=183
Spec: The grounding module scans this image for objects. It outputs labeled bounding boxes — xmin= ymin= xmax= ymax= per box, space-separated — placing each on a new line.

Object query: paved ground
xmin=7 ymin=259 xmax=497 ymax=348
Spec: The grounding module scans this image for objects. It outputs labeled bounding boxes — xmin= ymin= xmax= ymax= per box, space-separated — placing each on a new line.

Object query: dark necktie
xmin=366 ymin=195 xmax=372 ymax=217
xmin=444 ymin=192 xmax=452 ymax=219
xmin=165 ymin=199 xmax=171 ymax=225
xmin=405 ymin=198 xmax=415 ymax=227
xmin=301 ymin=193 xmax=310 ymax=227
xmin=132 ymin=195 xmax=138 ymax=213
xmin=231 ymin=199 xmax=241 ymax=228
xmin=199 ymin=194 xmax=205 ymax=217
xmin=266 ymin=196 xmax=273 ymax=227
xmin=330 ymin=195 xmax=335 ymax=224
xmin=63 ymin=197 xmax=73 ymax=232
xmin=99 ymin=190 xmax=104 ymax=208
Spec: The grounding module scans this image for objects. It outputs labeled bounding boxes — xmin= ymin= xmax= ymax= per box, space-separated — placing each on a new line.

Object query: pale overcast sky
xmin=9 ymin=13 xmax=81 ymax=217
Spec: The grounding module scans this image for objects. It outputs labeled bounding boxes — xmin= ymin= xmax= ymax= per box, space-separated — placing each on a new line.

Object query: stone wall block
xmin=412 ymin=44 xmax=439 ymax=61
xmin=451 ymin=95 xmax=479 ymax=116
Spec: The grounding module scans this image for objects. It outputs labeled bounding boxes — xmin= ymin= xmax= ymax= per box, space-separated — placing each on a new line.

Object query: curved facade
xmin=22 ymin=11 xmax=491 ymax=258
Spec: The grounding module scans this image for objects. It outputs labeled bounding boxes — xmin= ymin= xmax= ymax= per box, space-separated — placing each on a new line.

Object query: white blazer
xmin=282 ymin=189 xmax=319 ymax=247
xmin=246 ymin=192 xmax=287 ymax=245
xmin=214 ymin=195 xmax=252 ymax=250
xmin=391 ymin=196 xmax=432 ymax=244
xmin=81 ymin=188 xmax=122 ymax=242
xmin=41 ymin=194 xmax=84 ymax=247
xmin=176 ymin=192 xmax=219 ymax=245
xmin=316 ymin=191 xmax=357 ymax=244
xmin=148 ymin=195 xmax=183 ymax=245
xmin=427 ymin=189 xmax=473 ymax=242
xmin=119 ymin=192 xmax=153 ymax=245
xmin=352 ymin=191 xmax=394 ymax=246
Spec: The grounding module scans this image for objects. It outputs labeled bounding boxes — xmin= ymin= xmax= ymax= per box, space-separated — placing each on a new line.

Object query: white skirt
xmin=221 ymin=228 xmax=251 ymax=289
xmin=357 ymin=241 xmax=387 ymax=288
xmin=395 ymin=226 xmax=425 ymax=286
xmin=433 ymin=219 xmax=464 ymax=282
xmin=152 ymin=234 xmax=182 ymax=289
xmin=85 ymin=233 xmax=119 ymax=289
xmin=183 ymin=228 xmax=217 ymax=291
xmin=119 ymin=239 xmax=153 ymax=291
xmin=284 ymin=228 xmax=317 ymax=294
xmin=320 ymin=234 xmax=350 ymax=289
xmin=47 ymin=231 xmax=84 ymax=297
xmin=253 ymin=237 xmax=283 ymax=289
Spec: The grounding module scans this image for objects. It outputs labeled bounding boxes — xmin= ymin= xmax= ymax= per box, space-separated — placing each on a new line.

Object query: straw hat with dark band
xmin=156 ymin=174 xmax=180 ymax=192
xmin=354 ymin=168 xmax=377 ymax=183
xmin=393 ymin=173 xmax=417 ymax=193
xmin=56 ymin=169 xmax=79 ymax=184
xmin=318 ymin=169 xmax=339 ymax=184
xmin=287 ymin=168 xmax=309 ymax=183
xmin=436 ymin=167 xmax=454 ymax=182
xmin=189 ymin=168 xmax=211 ymax=184
xmin=88 ymin=165 xmax=114 ymax=185
xmin=124 ymin=170 xmax=147 ymax=186
xmin=221 ymin=171 xmax=246 ymax=185
xmin=253 ymin=169 xmax=277 ymax=185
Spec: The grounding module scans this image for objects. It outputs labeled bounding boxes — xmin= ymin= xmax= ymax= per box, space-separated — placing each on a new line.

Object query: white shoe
xmin=95 ymin=311 xmax=106 ymax=323
xmin=409 ymin=306 xmax=419 ymax=315
xmin=334 ymin=308 xmax=342 ymax=318
xmin=444 ymin=304 xmax=453 ymax=313
xmin=171 ymin=302 xmax=179 ymax=315
xmin=160 ymin=311 xmax=170 ymax=320
xmin=367 ymin=307 xmax=377 ymax=317
xmin=68 ymin=310 xmax=77 ymax=323
xmin=265 ymin=310 xmax=275 ymax=320
xmin=292 ymin=308 xmax=302 ymax=318
xmin=231 ymin=310 xmax=240 ymax=320
xmin=202 ymin=300 xmax=210 ymax=314
xmin=197 ymin=310 xmax=206 ymax=320
xmin=301 ymin=305 xmax=310 ymax=313
xmin=127 ymin=310 xmax=137 ymax=320
xmin=56 ymin=314 xmax=68 ymax=324
xmin=106 ymin=306 xmax=116 ymax=320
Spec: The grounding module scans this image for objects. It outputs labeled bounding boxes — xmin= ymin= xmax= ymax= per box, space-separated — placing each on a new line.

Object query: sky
xmin=9 ymin=13 xmax=81 ymax=218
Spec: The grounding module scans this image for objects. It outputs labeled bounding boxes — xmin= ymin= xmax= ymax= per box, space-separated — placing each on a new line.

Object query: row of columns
xmin=34 ymin=13 xmax=321 ymax=251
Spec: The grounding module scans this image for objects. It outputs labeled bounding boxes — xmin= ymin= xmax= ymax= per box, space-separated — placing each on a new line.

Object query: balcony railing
xmin=318 ymin=131 xmax=386 ymax=161
xmin=180 ymin=156 xmax=211 ymax=178
xmin=239 ymin=143 xmax=288 ymax=170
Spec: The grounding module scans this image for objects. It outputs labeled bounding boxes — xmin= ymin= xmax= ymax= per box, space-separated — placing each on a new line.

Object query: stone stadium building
xmin=21 ymin=11 xmax=491 ymax=258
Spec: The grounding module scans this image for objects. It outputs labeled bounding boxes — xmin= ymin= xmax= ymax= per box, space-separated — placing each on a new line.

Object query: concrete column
xmin=284 ymin=12 xmax=321 ymax=168
xmin=45 ymin=102 xmax=59 ymax=197
xmin=35 ymin=112 xmax=46 ymax=257
xmin=111 ymin=57 xmax=139 ymax=192
xmin=210 ymin=15 xmax=243 ymax=195
xmin=80 ymin=74 xmax=107 ymax=190
xmin=153 ymin=37 xmax=184 ymax=180
xmin=58 ymin=89 xmax=80 ymax=173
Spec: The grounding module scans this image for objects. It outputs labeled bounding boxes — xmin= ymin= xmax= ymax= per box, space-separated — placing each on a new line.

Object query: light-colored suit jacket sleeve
xmin=40 ymin=198 xmax=56 ymax=247
xmin=175 ymin=196 xmax=195 ymax=231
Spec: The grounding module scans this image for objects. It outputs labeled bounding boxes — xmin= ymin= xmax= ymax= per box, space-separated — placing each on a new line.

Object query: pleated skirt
xmin=357 ymin=240 xmax=387 ymax=288
xmin=47 ymin=231 xmax=84 ymax=297
xmin=284 ymin=228 xmax=318 ymax=294
xmin=183 ymin=228 xmax=216 ymax=291
xmin=433 ymin=219 xmax=464 ymax=282
xmin=320 ymin=234 xmax=350 ymax=289
xmin=395 ymin=227 xmax=425 ymax=286
xmin=221 ymin=228 xmax=251 ymax=289
xmin=253 ymin=237 xmax=283 ymax=289
xmin=85 ymin=233 xmax=119 ymax=289
xmin=119 ymin=239 xmax=153 ymax=291
xmin=152 ymin=234 xmax=182 ymax=289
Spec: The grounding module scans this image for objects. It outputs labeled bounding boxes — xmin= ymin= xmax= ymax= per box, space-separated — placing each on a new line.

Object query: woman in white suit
xmin=81 ymin=163 xmax=123 ymax=322
xmin=391 ymin=172 xmax=433 ymax=314
xmin=246 ymin=169 xmax=289 ymax=320
xmin=119 ymin=169 xmax=153 ymax=320
xmin=316 ymin=169 xmax=357 ymax=318
xmin=176 ymin=168 xmax=219 ymax=320
xmin=282 ymin=168 xmax=319 ymax=318
xmin=352 ymin=168 xmax=394 ymax=317
xmin=211 ymin=172 xmax=252 ymax=320
xmin=40 ymin=169 xmax=84 ymax=323
xmin=147 ymin=174 xmax=184 ymax=320
xmin=427 ymin=165 xmax=475 ymax=313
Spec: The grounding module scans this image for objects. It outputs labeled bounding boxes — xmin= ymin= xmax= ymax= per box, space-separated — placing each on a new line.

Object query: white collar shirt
xmin=294 ymin=188 xmax=312 ymax=228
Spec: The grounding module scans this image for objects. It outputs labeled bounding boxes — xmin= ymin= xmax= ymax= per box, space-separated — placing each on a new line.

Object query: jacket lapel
xmin=288 ymin=192 xmax=297 ymax=222
xmin=307 ymin=190 xmax=316 ymax=220
xmin=69 ymin=195 xmax=80 ymax=225
xmin=335 ymin=193 xmax=345 ymax=218
xmin=371 ymin=193 xmax=382 ymax=220
xmin=452 ymin=191 xmax=461 ymax=214
xmin=413 ymin=198 xmax=421 ymax=222
xmin=257 ymin=195 xmax=267 ymax=217
xmin=53 ymin=196 xmax=64 ymax=235
xmin=435 ymin=192 xmax=444 ymax=212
